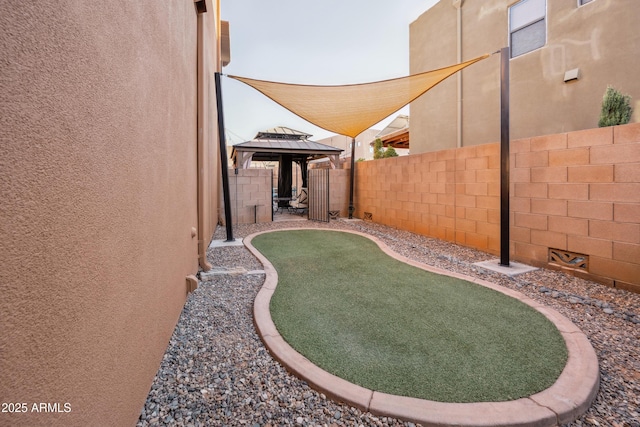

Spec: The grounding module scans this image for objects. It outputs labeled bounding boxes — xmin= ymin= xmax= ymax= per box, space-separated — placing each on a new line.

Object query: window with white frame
xmin=509 ymin=0 xmax=546 ymax=58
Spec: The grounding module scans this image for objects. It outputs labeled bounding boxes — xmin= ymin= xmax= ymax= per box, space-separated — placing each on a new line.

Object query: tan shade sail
xmin=229 ymin=54 xmax=489 ymax=138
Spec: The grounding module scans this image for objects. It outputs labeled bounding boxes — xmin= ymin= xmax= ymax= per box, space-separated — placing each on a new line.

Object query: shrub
xmin=383 ymin=147 xmax=398 ymax=158
xmin=373 ymin=138 xmax=399 ymax=159
xmin=599 ymin=86 xmax=632 ymax=127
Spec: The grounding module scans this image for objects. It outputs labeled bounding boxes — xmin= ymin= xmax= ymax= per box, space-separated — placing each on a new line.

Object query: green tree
xmin=373 ymin=138 xmax=384 ymax=159
xmin=599 ymin=86 xmax=632 ymax=127
xmin=383 ymin=146 xmax=399 ymax=158
xmin=373 ymin=138 xmax=398 ymax=159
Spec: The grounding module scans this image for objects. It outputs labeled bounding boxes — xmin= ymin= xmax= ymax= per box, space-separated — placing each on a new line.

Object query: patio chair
xmin=288 ymin=187 xmax=308 ymax=214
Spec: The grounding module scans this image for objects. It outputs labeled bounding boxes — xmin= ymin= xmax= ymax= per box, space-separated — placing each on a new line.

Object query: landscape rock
xmin=137 ymin=220 xmax=639 ymax=427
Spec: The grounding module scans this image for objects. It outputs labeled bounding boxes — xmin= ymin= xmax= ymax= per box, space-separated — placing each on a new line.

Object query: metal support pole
xmin=499 ymin=47 xmax=510 ymax=266
xmin=214 ymin=72 xmax=234 ymax=242
xmin=348 ymin=137 xmax=356 ymax=219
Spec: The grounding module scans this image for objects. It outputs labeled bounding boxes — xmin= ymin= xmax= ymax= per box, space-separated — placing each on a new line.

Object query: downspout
xmin=453 ymin=0 xmax=463 ymax=148
xmin=196 ymin=6 xmax=212 ymax=270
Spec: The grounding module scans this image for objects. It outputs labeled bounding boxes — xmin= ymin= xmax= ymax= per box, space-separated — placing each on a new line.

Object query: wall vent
xmin=549 ymin=248 xmax=589 ymax=271
xmin=363 ymin=212 xmax=373 ymax=221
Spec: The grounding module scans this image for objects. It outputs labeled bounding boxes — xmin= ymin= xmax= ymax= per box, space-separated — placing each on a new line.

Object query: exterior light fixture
xmin=564 ymin=68 xmax=580 ymax=83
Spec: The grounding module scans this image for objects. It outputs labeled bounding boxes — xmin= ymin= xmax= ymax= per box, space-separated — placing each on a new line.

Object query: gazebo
xmin=230 ymin=127 xmax=343 ymax=206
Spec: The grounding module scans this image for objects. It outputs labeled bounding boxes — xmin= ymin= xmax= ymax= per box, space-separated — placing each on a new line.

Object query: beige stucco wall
xmin=0 ymin=1 xmax=220 ymax=426
xmin=318 ymin=129 xmax=379 ymax=161
xmin=410 ymin=0 xmax=640 ymax=154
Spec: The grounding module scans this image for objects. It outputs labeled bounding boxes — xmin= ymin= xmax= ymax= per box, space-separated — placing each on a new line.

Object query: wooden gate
xmin=308 ymin=169 xmax=329 ymax=222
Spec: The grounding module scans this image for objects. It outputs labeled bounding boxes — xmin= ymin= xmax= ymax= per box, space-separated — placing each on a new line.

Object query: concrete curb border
xmin=245 ymin=228 xmax=600 ymax=427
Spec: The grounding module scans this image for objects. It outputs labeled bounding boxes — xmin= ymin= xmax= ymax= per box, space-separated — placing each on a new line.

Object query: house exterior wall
xmin=409 ymin=0 xmax=640 ymax=154
xmin=352 ymin=123 xmax=640 ymax=292
xmin=0 ymin=1 xmax=221 ymax=426
xmin=318 ymin=129 xmax=380 ymax=161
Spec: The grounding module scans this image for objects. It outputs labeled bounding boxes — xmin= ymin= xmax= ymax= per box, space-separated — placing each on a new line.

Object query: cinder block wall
xmin=510 ymin=124 xmax=640 ymax=291
xmin=227 ymin=169 xmax=272 ymax=224
xmin=353 ymin=123 xmax=640 ymax=291
xmin=329 ymin=169 xmax=351 ymax=217
xmin=355 ymin=144 xmax=501 ymax=252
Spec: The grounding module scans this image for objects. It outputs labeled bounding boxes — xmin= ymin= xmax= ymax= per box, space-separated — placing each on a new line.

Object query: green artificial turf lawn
xmin=251 ymin=230 xmax=568 ymax=403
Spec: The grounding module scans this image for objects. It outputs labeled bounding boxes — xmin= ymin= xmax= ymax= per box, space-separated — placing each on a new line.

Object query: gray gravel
xmin=138 ymin=219 xmax=639 ymax=427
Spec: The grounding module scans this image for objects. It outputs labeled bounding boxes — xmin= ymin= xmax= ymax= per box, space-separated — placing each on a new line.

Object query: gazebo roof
xmin=231 ymin=126 xmax=343 ymax=166
xmin=256 ymin=126 xmax=312 ymax=140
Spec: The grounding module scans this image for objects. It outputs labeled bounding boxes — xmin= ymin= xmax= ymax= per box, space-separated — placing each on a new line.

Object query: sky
xmin=220 ymin=0 xmax=439 ymax=144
